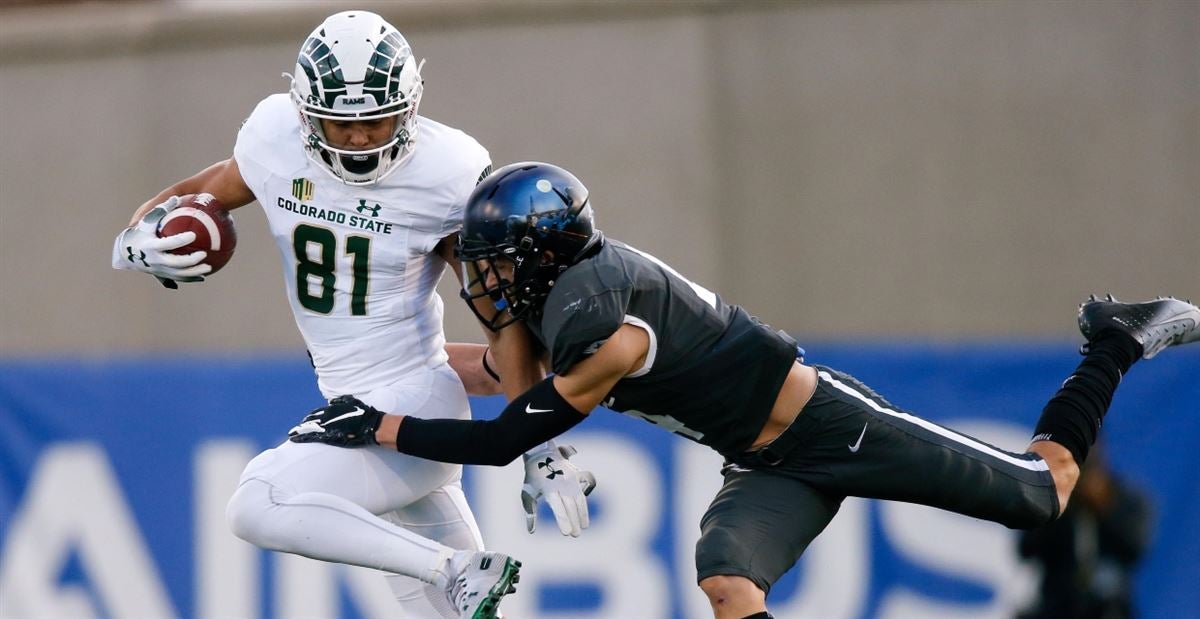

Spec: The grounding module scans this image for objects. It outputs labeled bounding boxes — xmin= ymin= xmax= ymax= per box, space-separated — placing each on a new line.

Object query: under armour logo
xmin=356 ymin=199 xmax=382 ymax=217
xmin=126 ymin=247 xmax=148 ymax=268
xmin=537 ymin=457 xmax=563 ymax=480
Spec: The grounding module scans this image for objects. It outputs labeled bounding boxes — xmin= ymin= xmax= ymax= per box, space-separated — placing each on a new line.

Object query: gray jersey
xmin=528 ymin=240 xmax=798 ymax=455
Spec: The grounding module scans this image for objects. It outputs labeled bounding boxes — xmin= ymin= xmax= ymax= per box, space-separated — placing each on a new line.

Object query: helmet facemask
xmin=460 ymin=241 xmax=557 ymax=331
xmin=287 ymin=12 xmax=424 ymax=186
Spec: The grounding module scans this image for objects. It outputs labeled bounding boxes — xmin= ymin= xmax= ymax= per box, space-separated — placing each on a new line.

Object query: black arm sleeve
xmin=394 ymin=376 xmax=586 ymax=465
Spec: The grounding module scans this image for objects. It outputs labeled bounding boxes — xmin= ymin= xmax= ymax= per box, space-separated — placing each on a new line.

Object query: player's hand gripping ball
xmin=156 ymin=193 xmax=237 ymax=273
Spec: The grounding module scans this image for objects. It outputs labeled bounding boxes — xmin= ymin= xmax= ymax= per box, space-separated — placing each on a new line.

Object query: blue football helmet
xmin=458 ymin=162 xmax=603 ymax=330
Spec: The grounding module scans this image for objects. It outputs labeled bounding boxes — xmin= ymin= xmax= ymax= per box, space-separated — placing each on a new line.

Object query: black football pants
xmin=695 ymin=365 xmax=1058 ymax=593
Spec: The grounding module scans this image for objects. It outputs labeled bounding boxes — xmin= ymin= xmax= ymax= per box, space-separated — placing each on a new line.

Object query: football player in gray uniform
xmin=289 ymin=162 xmax=1200 ymax=619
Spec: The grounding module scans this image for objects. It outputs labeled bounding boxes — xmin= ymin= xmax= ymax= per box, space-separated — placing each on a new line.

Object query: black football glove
xmin=288 ymin=396 xmax=384 ymax=447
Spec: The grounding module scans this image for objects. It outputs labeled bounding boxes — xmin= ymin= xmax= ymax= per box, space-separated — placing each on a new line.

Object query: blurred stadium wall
xmin=1 ymin=1 xmax=1197 ymax=618
xmin=0 ymin=0 xmax=1196 ymax=352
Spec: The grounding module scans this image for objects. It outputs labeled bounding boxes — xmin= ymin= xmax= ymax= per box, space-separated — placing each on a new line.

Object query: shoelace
xmin=451 ymin=574 xmax=477 ymax=611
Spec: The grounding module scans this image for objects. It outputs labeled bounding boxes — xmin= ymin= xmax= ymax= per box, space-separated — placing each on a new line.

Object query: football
xmin=157 ymin=193 xmax=237 ymax=274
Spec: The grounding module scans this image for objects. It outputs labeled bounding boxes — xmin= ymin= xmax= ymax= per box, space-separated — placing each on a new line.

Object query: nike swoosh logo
xmin=848 ymin=422 xmax=868 ymax=453
xmin=324 ymin=408 xmax=364 ymax=425
xmin=525 ymin=404 xmax=554 ymax=414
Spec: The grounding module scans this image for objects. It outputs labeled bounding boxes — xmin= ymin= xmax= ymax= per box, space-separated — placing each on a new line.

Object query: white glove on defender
xmin=521 ymin=443 xmax=597 ymax=537
xmin=112 ymin=196 xmax=211 ymax=288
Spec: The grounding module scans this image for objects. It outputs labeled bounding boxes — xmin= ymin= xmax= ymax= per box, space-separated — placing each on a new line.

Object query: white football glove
xmin=112 ymin=195 xmax=211 ymax=289
xmin=521 ymin=443 xmax=597 ymax=537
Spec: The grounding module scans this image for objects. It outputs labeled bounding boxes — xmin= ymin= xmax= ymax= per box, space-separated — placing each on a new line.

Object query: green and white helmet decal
xmin=288 ymin=11 xmax=424 ymax=185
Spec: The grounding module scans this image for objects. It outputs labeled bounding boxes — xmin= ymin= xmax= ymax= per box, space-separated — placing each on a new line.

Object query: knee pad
xmin=696 ymin=526 xmax=773 ymax=594
xmin=695 ymin=525 xmax=742 ymax=578
xmin=1004 ymin=482 xmax=1059 ymax=529
xmin=226 ymin=478 xmax=277 ymax=546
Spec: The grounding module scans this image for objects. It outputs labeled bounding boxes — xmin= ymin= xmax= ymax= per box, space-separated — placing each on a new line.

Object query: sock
xmin=427 ymin=548 xmax=458 ymax=589
xmin=1031 ymin=332 xmax=1141 ymax=465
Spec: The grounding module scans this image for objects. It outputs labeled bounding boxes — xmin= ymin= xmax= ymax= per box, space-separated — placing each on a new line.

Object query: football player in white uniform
xmin=112 ymin=11 xmax=594 ymax=619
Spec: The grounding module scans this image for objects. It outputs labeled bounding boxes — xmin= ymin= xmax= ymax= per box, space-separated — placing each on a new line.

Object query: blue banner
xmin=1 ymin=344 xmax=1196 ymax=618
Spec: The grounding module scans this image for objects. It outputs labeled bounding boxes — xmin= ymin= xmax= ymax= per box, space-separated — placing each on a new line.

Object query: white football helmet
xmin=288 ymin=11 xmax=424 ymax=185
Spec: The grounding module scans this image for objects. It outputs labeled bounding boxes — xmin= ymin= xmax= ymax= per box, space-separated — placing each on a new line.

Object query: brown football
xmin=156 ymin=193 xmax=237 ymax=274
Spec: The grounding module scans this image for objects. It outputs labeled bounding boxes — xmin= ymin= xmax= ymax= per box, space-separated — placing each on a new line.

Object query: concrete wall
xmin=1 ymin=0 xmax=1196 ymax=355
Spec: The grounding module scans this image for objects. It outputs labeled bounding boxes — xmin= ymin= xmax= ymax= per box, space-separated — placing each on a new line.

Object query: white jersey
xmin=234 ymin=94 xmax=490 ymax=398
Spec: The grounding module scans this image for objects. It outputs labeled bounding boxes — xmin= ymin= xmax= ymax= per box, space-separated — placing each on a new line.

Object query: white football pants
xmin=226 ymin=363 xmax=485 ymax=618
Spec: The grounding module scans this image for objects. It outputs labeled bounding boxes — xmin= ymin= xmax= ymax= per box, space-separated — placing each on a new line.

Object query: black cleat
xmin=1078 ymin=294 xmax=1200 ymax=359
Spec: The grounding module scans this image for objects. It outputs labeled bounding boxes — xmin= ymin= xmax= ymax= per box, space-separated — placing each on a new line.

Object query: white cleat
xmin=446 ymin=550 xmax=521 ymax=619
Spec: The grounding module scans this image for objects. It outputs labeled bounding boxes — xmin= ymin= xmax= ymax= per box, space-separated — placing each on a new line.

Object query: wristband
xmin=481 ymin=346 xmax=501 ymax=383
